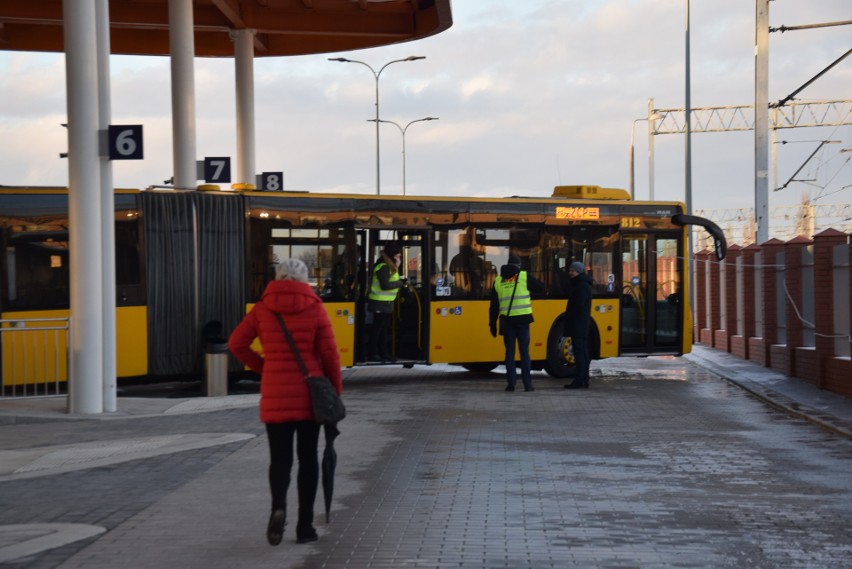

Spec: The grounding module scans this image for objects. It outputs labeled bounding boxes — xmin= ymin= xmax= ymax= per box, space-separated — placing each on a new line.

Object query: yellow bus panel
xmin=591 ymin=299 xmax=621 ymax=359
xmin=116 ymin=306 xmax=148 ymax=377
xmin=428 ymin=301 xmax=504 ymax=363
xmin=242 ymin=302 xmax=355 ymax=369
xmin=428 ymin=299 xmax=620 ymax=364
xmin=324 ymin=302 xmax=356 ymax=368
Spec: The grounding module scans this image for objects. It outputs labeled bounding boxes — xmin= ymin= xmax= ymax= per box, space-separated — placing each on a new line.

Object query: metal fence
xmin=1 ymin=317 xmax=70 ymax=398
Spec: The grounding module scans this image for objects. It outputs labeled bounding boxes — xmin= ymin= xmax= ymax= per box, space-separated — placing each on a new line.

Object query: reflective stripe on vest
xmin=495 ymin=272 xmax=532 ymax=316
xmin=369 ymin=262 xmax=400 ymax=302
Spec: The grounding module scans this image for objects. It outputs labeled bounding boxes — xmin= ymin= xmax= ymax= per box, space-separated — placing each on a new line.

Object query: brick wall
xmin=694 ymin=230 xmax=851 ymax=400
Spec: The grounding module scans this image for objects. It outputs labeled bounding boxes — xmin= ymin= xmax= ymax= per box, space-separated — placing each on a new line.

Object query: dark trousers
xmin=502 ymin=319 xmax=532 ymax=390
xmin=572 ymin=335 xmax=590 ymax=386
xmin=369 ymin=311 xmax=392 ymax=358
xmin=265 ymin=421 xmax=320 ymax=530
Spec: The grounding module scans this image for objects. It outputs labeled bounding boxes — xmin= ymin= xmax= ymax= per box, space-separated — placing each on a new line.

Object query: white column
xmin=169 ymin=0 xmax=197 ymax=188
xmin=64 ymin=0 xmax=104 ymax=414
xmin=233 ymin=29 xmax=256 ymax=187
xmin=96 ymin=0 xmax=116 ymax=412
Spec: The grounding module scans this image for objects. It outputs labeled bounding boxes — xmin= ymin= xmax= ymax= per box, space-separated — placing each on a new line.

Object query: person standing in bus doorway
xmin=228 ymin=258 xmax=342 ymax=546
xmin=563 ymin=261 xmax=593 ymax=389
xmin=489 ymin=255 xmax=544 ymax=392
xmin=450 ymin=230 xmax=485 ymax=298
xmin=368 ymin=242 xmax=406 ymax=362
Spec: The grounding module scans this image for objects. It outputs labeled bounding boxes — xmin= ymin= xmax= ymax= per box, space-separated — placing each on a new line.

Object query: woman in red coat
xmin=228 ymin=258 xmax=342 ymax=546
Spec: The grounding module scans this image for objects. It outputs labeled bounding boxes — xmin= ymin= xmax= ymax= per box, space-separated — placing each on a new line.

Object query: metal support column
xmin=169 ymin=0 xmax=197 ymax=189
xmin=63 ymin=0 xmax=104 ymax=414
xmin=685 ymin=1 xmax=695 ymax=342
xmin=648 ymin=98 xmax=656 ymax=201
xmin=96 ymin=0 xmax=116 ymax=412
xmin=755 ymin=0 xmax=770 ymax=244
xmin=233 ymin=29 xmax=256 ymax=187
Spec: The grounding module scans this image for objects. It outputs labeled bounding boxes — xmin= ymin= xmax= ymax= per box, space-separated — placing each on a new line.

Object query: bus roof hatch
xmin=552 ymin=185 xmax=631 ymax=200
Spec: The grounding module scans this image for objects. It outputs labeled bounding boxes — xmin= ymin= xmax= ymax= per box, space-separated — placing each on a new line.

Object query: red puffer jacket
xmin=228 ymin=279 xmax=342 ymax=424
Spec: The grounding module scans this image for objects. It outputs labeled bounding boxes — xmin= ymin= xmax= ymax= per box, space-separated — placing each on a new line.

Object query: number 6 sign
xmin=107 ymin=125 xmax=143 ymax=160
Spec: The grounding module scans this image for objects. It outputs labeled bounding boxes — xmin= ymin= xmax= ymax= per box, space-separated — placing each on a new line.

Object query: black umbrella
xmin=321 ymin=422 xmax=340 ymax=523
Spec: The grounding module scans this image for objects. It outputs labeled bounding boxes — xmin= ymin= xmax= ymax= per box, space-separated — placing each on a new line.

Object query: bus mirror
xmin=671 ymin=214 xmax=727 ymax=261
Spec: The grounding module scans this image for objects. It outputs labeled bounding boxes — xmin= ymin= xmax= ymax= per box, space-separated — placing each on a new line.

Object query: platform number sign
xmin=107 ymin=125 xmax=143 ymax=160
xmin=261 ymin=172 xmax=284 ymax=191
xmin=203 ymin=157 xmax=231 ymax=184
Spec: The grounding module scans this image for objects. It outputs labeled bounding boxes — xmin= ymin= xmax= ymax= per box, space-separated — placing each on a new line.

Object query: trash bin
xmin=202 ymin=321 xmax=228 ymax=397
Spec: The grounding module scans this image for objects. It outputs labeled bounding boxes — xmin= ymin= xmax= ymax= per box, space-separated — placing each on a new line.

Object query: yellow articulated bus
xmin=0 ymin=185 xmax=725 ymax=388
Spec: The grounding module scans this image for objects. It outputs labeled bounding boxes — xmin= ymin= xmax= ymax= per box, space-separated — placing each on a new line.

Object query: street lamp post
xmin=629 ymin=118 xmax=646 ymax=200
xmin=329 ymin=56 xmax=426 ymax=195
xmin=369 ymin=117 xmax=439 ymax=195
xmin=629 ymin=107 xmax=662 ymax=200
xmin=685 ymin=0 xmax=696 ymax=344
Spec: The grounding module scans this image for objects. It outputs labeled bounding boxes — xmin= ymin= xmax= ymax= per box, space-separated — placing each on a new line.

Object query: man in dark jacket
xmin=563 ymin=261 xmax=593 ymax=389
xmin=489 ymin=255 xmax=544 ymax=392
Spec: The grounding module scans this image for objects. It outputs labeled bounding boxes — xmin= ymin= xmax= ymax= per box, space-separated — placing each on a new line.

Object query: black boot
xmin=564 ymin=381 xmax=588 ymax=389
xmin=266 ymin=509 xmax=286 ymax=546
xmin=296 ymin=506 xmax=317 ymax=543
xmin=296 ymin=524 xmax=318 ymax=544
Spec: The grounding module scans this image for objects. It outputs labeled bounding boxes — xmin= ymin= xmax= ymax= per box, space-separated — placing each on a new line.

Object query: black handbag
xmin=272 ymin=312 xmax=346 ymax=425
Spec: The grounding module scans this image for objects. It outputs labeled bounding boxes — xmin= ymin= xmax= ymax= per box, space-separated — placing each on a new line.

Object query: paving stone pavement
xmin=0 ymin=344 xmax=851 ymax=568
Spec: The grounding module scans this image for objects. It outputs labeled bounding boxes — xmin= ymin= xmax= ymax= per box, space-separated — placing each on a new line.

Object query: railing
xmin=1 ymin=317 xmax=70 ymax=398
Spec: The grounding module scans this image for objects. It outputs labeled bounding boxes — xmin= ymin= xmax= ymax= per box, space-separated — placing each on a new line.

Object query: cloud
xmin=0 ymin=0 xmax=848 ymax=215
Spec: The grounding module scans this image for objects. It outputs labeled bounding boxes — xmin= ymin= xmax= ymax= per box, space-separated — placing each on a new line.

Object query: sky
xmin=0 ymin=0 xmax=849 ymax=239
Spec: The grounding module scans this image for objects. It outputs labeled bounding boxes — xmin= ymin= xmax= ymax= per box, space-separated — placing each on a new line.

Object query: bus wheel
xmin=461 ymin=363 xmax=498 ymax=373
xmin=544 ymin=320 xmax=576 ymax=379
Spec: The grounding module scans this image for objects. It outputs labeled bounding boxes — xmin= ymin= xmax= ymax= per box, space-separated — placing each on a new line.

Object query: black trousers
xmin=369 ymin=311 xmax=392 ymax=357
xmin=265 ymin=421 xmax=320 ymax=529
xmin=573 ymin=335 xmax=591 ymax=386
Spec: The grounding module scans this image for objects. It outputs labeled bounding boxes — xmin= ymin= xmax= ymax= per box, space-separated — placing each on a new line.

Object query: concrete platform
xmin=0 ymin=345 xmax=850 ymax=568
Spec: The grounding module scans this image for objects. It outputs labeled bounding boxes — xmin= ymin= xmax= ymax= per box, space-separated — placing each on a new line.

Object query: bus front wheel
xmin=545 ymin=336 xmax=577 ymax=379
xmin=544 ymin=317 xmax=576 ymax=379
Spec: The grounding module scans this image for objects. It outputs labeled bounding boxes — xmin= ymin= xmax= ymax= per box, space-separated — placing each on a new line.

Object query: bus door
xmin=395 ymin=231 xmax=428 ymax=363
xmin=620 ymin=233 xmax=682 ymax=354
xmin=357 ymin=229 xmax=429 ymax=365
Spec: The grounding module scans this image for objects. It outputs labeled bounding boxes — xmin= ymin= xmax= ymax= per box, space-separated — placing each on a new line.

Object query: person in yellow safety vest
xmin=489 ymin=255 xmax=545 ymax=391
xmin=368 ymin=242 xmax=406 ymax=362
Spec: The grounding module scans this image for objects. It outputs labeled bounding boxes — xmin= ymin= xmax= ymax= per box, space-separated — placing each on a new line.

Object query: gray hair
xmin=275 ymin=258 xmax=309 ymax=283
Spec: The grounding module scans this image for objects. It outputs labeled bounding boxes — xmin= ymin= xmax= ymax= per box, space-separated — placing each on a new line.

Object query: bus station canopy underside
xmin=0 ymin=0 xmax=453 ymax=57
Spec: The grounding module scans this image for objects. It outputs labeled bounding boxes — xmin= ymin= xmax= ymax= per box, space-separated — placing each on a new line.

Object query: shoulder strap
xmin=506 ymin=276 xmax=520 ymax=314
xmin=271 ymin=311 xmax=310 ymax=380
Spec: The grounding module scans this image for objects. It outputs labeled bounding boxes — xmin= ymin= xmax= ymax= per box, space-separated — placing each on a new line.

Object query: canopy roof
xmin=0 ymin=0 xmax=453 ymax=57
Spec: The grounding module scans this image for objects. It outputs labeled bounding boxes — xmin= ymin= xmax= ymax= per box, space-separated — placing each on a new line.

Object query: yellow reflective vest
xmin=369 ymin=261 xmax=400 ymax=302
xmin=495 ymin=272 xmax=532 ymax=316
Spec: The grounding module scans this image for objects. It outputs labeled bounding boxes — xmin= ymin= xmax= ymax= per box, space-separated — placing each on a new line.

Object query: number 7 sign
xmin=203 ymin=157 xmax=231 ymax=183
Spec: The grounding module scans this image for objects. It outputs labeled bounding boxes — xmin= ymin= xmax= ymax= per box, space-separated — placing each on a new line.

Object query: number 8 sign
xmin=107 ymin=125 xmax=143 ymax=160
xmin=261 ymin=172 xmax=284 ymax=191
